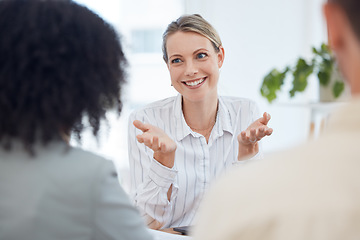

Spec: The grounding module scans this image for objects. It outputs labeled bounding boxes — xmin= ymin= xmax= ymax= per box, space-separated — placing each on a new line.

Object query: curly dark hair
xmin=0 ymin=0 xmax=127 ymax=154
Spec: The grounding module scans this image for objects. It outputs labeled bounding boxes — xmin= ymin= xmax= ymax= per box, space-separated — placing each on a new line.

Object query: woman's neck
xmin=182 ymin=95 xmax=218 ymax=131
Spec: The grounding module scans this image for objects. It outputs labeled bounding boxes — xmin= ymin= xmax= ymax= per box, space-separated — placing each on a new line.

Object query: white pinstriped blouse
xmin=128 ymin=94 xmax=262 ymax=229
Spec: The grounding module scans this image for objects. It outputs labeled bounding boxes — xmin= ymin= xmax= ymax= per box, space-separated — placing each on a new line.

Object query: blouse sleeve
xmin=127 ymin=111 xmax=179 ymax=229
xmin=93 ymin=160 xmax=153 ymax=240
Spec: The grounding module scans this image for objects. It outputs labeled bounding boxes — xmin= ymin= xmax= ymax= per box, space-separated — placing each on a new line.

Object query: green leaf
xmin=260 ymin=67 xmax=289 ymax=103
xmin=321 ymin=43 xmax=330 ymax=54
xmin=333 ymin=81 xmax=345 ymax=98
xmin=317 ymin=58 xmax=333 ymax=86
xmin=289 ymin=58 xmax=313 ymax=97
xmin=313 ymin=43 xmax=334 ymax=87
xmin=313 ymin=43 xmax=331 ymax=57
xmin=312 ymin=46 xmax=320 ymax=55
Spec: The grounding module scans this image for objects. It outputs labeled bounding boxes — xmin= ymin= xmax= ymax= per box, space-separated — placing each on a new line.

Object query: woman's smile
xmin=182 ymin=77 xmax=207 ymax=88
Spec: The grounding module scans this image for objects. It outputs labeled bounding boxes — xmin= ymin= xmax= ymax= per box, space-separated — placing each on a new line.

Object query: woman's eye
xmin=171 ymin=58 xmax=182 ymax=64
xmin=197 ymin=53 xmax=207 ymax=59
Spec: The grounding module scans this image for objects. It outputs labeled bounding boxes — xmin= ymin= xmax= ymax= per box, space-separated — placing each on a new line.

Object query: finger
xmin=239 ymin=131 xmax=247 ymax=142
xmin=249 ymin=129 xmax=257 ymax=142
xmin=238 ymin=131 xmax=246 ymax=143
xmin=259 ymin=112 xmax=271 ymax=125
xmin=265 ymin=127 xmax=273 ymax=136
xmin=152 ymin=136 xmax=160 ymax=151
xmin=257 ymin=127 xmax=266 ymax=139
xmin=143 ymin=136 xmax=153 ymax=148
xmin=258 ymin=127 xmax=265 ymax=134
xmin=133 ymin=120 xmax=150 ymax=132
xmin=159 ymin=142 xmax=167 ymax=152
xmin=136 ymin=135 xmax=144 ymax=143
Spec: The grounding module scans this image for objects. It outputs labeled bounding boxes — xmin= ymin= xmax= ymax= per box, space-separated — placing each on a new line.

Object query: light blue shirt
xmin=0 ymin=141 xmax=152 ymax=240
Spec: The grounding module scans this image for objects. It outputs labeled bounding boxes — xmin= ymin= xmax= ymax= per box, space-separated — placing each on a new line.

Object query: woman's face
xmin=166 ymin=31 xmax=224 ymax=103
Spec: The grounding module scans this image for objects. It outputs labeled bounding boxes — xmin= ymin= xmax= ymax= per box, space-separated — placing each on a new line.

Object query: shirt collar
xmin=173 ymin=94 xmax=234 ymax=141
xmin=174 ymin=94 xmax=192 ymax=141
xmin=212 ymin=96 xmax=234 ymax=139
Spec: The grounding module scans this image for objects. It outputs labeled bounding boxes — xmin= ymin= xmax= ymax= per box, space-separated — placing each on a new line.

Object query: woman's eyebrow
xmin=169 ymin=53 xmax=182 ymax=59
xmin=193 ymin=48 xmax=210 ymax=53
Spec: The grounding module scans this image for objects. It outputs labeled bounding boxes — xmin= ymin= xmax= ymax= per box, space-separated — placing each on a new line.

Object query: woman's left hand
xmin=237 ymin=112 xmax=273 ymax=160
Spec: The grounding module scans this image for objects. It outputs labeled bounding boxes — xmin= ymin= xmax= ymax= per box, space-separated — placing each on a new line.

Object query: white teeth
xmin=185 ymin=78 xmax=205 ymax=86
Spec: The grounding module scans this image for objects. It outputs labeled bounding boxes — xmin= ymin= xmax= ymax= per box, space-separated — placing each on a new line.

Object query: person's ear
xmin=217 ymin=46 xmax=225 ymax=68
xmin=324 ymin=3 xmax=347 ymax=52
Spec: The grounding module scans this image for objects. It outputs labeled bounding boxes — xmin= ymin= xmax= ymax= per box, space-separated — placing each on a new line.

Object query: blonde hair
xmin=162 ymin=14 xmax=222 ymax=62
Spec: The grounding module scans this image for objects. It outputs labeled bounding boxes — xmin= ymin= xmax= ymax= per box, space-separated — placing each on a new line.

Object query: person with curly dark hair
xmin=0 ymin=0 xmax=152 ymax=239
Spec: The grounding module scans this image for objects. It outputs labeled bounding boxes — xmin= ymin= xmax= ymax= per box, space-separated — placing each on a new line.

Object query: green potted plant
xmin=260 ymin=43 xmax=345 ymax=103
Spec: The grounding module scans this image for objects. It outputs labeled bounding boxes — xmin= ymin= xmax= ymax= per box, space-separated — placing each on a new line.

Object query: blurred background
xmin=72 ymin=0 xmax=343 ymax=190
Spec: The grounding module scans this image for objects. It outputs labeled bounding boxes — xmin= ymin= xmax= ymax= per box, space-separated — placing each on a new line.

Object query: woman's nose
xmin=184 ymin=61 xmax=198 ymax=76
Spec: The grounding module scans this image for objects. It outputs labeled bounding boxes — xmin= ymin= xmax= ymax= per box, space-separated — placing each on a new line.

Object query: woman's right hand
xmin=133 ymin=120 xmax=177 ymax=168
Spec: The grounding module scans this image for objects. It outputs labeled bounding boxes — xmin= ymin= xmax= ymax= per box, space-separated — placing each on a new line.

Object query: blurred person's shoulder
xmin=194 ymin=136 xmax=360 ymax=239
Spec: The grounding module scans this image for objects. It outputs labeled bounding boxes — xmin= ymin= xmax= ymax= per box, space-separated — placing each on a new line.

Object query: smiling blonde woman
xmin=128 ymin=14 xmax=273 ymax=230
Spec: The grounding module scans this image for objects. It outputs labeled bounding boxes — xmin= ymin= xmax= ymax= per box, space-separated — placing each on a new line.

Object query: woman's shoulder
xmin=129 ymin=96 xmax=177 ymax=118
xmin=219 ymin=96 xmax=258 ymax=109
